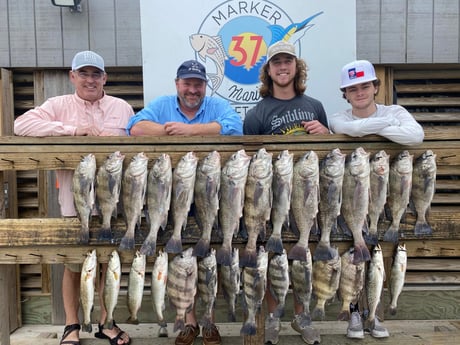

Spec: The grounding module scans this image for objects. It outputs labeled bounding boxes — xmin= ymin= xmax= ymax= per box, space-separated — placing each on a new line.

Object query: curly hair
xmin=258 ymin=57 xmax=308 ymax=98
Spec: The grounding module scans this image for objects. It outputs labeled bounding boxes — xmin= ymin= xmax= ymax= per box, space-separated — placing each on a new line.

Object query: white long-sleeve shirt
xmin=328 ymin=104 xmax=424 ymax=146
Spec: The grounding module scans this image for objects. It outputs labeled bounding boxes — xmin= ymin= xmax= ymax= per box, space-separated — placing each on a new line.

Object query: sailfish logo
xmin=189 ymin=33 xmax=227 ymax=95
xmin=268 ymin=11 xmax=324 ymax=45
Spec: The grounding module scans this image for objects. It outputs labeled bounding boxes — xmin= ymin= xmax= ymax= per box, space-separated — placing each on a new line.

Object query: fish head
xmin=198 ymin=150 xmax=221 ymax=175
xmin=151 ymin=153 xmax=172 ymax=176
xmin=274 ymin=150 xmax=294 ymax=177
xmin=297 ymin=151 xmax=319 ymax=178
xmin=322 ymin=148 xmax=345 ymax=178
xmin=347 ymin=147 xmax=370 ymax=177
xmin=127 ymin=152 xmax=149 ymax=176
xmin=249 ymin=148 xmax=273 ymax=179
xmin=416 ymin=150 xmax=437 ymax=175
xmin=104 ymin=151 xmax=125 ymax=172
xmin=222 ymin=149 xmax=251 ymax=179
xmin=77 ymin=153 xmax=97 ymax=176
xmin=393 ymin=150 xmax=414 ymax=174
xmin=175 ymin=152 xmax=199 ymax=178
xmin=371 ymin=150 xmax=390 ymax=176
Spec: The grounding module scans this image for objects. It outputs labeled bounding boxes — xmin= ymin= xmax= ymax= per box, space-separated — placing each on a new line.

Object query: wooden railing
xmin=0 ymin=130 xmax=459 ymax=345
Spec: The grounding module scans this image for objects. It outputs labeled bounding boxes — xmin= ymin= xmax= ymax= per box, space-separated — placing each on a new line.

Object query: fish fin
xmin=337 ymin=309 xmax=350 ymax=321
xmin=383 ymin=226 xmax=399 ymax=243
xmin=81 ymin=322 xmax=92 ymax=333
xmin=139 ymin=239 xmax=157 ymax=257
xmin=240 ymin=322 xmax=256 ymax=336
xmin=364 ymin=232 xmax=379 ymax=246
xmin=414 ymin=221 xmax=433 ymax=236
xmin=173 ymin=318 xmax=185 ymax=332
xmin=126 ymin=316 xmax=139 ymax=325
xmin=352 ymin=244 xmax=371 ymax=264
xmin=119 ymin=235 xmax=135 ymax=251
xmin=97 ymin=226 xmax=113 ymax=242
xmin=288 ymin=244 xmax=308 ymax=261
xmin=313 ymin=243 xmax=338 ymax=261
xmin=216 ymin=246 xmax=232 ymax=266
xmin=164 ymin=236 xmax=182 ymax=254
xmin=239 ymin=249 xmax=257 ymax=268
xmin=192 ymin=238 xmax=210 ymax=257
xmin=266 ymin=235 xmax=284 ymax=254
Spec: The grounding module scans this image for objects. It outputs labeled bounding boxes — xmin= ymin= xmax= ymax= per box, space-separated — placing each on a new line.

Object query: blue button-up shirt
xmin=126 ymin=95 xmax=243 ymax=135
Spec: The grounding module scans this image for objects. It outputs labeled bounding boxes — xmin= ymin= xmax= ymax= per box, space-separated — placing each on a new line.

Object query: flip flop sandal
xmin=95 ymin=321 xmax=131 ymax=345
xmin=60 ymin=323 xmax=81 ymax=345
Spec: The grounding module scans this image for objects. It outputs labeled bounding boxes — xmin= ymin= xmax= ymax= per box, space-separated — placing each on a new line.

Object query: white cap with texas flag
xmin=340 ymin=59 xmax=377 ymax=89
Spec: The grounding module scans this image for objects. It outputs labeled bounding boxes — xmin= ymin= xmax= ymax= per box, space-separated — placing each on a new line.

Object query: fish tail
xmin=228 ymin=311 xmax=236 ymax=322
xmin=126 ymin=316 xmax=139 ymax=325
xmin=266 ymin=235 xmax=284 ymax=254
xmin=288 ymin=244 xmax=308 ymax=261
xmin=313 ymin=243 xmax=338 ymax=261
xmin=97 ymin=225 xmax=113 ymax=242
xmin=389 ymin=305 xmax=397 ymax=316
xmin=414 ymin=221 xmax=432 ymax=236
xmin=240 ymin=322 xmax=256 ymax=335
xmin=157 ymin=325 xmax=168 ymax=338
xmin=193 ymin=238 xmax=210 ymax=258
xmin=239 ymin=249 xmax=257 ymax=268
xmin=216 ymin=246 xmax=232 ymax=266
xmin=80 ymin=226 xmax=90 ymax=244
xmin=104 ymin=319 xmax=114 ymax=330
xmin=173 ymin=318 xmax=185 ymax=332
xmin=118 ymin=235 xmax=135 ymax=251
xmin=311 ymin=306 xmax=325 ymax=321
xmin=337 ymin=309 xmax=350 ymax=321
xmin=364 ymin=231 xmax=379 ymax=246
xmin=383 ymin=225 xmax=399 ymax=243
xmin=273 ymin=305 xmax=285 ymax=318
xmin=352 ymin=244 xmax=371 ymax=264
xmin=164 ymin=236 xmax=182 ymax=254
xmin=139 ymin=239 xmax=157 ymax=257
xmin=81 ymin=322 xmax=92 ymax=333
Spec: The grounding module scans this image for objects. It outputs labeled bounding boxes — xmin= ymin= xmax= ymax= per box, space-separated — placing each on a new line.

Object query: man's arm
xmin=129 ymin=120 xmax=168 ymax=136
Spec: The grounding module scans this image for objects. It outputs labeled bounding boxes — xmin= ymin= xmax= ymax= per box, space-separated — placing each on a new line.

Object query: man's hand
xmin=301 ymin=120 xmax=330 ymax=135
xmin=164 ymin=122 xmax=194 ymax=135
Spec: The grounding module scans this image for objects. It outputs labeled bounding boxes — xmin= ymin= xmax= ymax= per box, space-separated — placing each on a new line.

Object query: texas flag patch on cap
xmin=348 ymin=68 xmax=365 ymax=80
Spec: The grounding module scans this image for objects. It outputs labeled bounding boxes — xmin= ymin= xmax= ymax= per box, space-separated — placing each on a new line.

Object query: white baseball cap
xmin=71 ymin=51 xmax=105 ymax=71
xmin=340 ymin=60 xmax=377 ymax=89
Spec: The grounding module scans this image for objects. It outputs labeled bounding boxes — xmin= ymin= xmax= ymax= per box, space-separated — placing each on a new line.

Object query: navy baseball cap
xmin=176 ymin=60 xmax=207 ymax=81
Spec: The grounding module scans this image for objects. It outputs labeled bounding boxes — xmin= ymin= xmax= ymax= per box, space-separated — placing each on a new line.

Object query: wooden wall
xmin=0 ymin=0 xmax=459 ymax=68
xmin=0 ymin=0 xmax=141 ymax=68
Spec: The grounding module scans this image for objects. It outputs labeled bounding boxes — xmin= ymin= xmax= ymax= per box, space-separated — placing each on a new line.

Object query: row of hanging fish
xmin=72 ymin=148 xmax=435 ymax=267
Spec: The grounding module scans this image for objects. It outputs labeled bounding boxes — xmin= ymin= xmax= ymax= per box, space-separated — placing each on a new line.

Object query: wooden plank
xmin=433 ymin=0 xmax=460 ymax=63
xmin=394 ymin=68 xmax=460 ymax=80
xmin=395 ymin=83 xmax=460 ymax=93
xmin=405 ymin=271 xmax=460 ymax=285
xmin=88 ymin=0 xmax=116 ymax=66
xmin=380 ymin=0 xmax=407 ymax=63
xmin=407 ymin=0 xmax=433 ymax=63
xmin=8 ymin=0 xmax=37 ymax=67
xmin=35 ymin=2 xmax=63 ymax=67
xmin=398 ymin=97 xmax=460 ymax=107
xmin=356 ymin=0 xmax=380 ymax=62
xmin=0 ymin=266 xmax=11 ymax=345
xmin=413 ymin=113 xmax=460 ymax=123
xmin=115 ymin=0 xmax=142 ymax=66
xmin=50 ymin=264 xmax=65 ymax=325
xmin=407 ymin=258 xmax=460 ymax=271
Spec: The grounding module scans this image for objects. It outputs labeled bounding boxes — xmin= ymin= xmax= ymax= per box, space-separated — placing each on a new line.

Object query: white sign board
xmin=140 ymin=0 xmax=356 ymax=117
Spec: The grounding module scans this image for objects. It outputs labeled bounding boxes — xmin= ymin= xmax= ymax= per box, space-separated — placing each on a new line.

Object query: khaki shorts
xmin=65 ymin=263 xmax=82 ymax=272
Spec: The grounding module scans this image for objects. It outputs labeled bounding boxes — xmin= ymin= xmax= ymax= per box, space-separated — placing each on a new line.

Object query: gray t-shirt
xmin=243 ymin=95 xmax=328 ymax=135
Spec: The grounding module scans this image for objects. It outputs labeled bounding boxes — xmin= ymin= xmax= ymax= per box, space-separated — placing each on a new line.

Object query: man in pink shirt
xmin=14 ymin=51 xmax=133 ymax=345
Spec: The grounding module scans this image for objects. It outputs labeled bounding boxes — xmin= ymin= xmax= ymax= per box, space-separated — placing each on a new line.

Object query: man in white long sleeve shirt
xmin=328 ymin=60 xmax=424 ymax=146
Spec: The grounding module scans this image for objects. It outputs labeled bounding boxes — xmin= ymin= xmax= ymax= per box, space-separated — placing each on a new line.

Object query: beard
xmin=179 ymin=93 xmax=203 ymax=109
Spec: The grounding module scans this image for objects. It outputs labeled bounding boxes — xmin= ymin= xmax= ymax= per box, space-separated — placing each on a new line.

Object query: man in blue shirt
xmin=127 ymin=60 xmax=242 ymax=136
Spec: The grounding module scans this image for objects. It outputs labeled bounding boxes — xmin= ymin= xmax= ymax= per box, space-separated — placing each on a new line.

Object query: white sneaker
xmin=346 ymin=311 xmax=364 ymax=339
xmin=370 ymin=318 xmax=389 ymax=338
xmin=265 ymin=313 xmax=280 ymax=344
